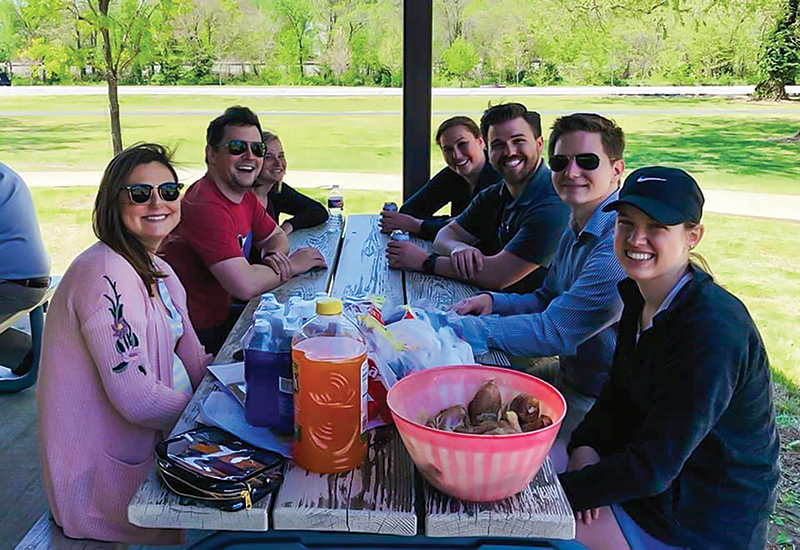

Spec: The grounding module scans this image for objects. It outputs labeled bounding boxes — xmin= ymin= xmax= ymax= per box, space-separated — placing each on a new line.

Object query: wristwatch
xmin=422 ymin=253 xmax=439 ymax=274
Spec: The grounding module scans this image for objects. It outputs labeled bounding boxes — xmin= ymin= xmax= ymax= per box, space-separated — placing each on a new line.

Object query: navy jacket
xmin=560 ymin=267 xmax=779 ymax=549
xmin=400 ymin=156 xmax=501 ymax=241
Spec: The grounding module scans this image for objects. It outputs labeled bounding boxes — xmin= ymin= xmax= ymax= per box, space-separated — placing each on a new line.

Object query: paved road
xmin=20 ymin=169 xmax=800 ymax=223
xmin=2 ymin=84 xmax=799 ymax=98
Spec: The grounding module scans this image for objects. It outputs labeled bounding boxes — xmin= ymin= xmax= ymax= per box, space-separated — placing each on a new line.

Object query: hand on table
xmin=567 ymin=445 xmax=602 ymax=525
xmin=380 ymin=210 xmax=422 ymax=234
xmin=451 ymin=293 xmax=493 ymax=316
xmin=386 ymin=240 xmax=428 ymax=271
xmin=290 ymin=247 xmax=326 ymax=275
xmin=450 ymin=246 xmax=485 ymax=280
xmin=263 ymin=251 xmax=292 ymax=281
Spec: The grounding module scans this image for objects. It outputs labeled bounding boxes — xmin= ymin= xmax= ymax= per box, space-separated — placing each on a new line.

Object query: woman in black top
xmin=253 ymin=131 xmax=328 ymax=235
xmin=380 ymin=116 xmax=502 ymax=240
xmin=559 ymin=167 xmax=779 ymax=550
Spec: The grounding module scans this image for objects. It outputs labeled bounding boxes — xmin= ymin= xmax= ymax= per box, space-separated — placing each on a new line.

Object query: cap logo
xmin=637 ymin=176 xmax=667 ymax=182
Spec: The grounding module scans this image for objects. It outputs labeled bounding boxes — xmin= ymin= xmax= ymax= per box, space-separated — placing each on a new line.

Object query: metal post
xmin=402 ymin=0 xmax=432 ymax=202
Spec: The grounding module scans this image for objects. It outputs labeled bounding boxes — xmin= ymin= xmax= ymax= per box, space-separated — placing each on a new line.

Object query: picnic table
xmin=128 ymin=215 xmax=576 ymax=545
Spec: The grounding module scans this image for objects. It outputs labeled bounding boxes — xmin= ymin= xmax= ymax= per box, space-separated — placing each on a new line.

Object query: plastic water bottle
xmin=292 ymin=298 xmax=368 ymax=474
xmin=327 ymin=184 xmax=344 ymax=227
xmin=242 ymin=315 xmax=294 ymax=434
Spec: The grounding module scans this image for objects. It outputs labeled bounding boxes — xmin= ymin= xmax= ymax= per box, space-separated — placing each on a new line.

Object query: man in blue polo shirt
xmin=387 ymin=103 xmax=570 ymax=293
xmin=0 ymin=163 xmax=51 ymax=377
xmin=448 ymin=113 xmax=629 ymax=461
xmin=0 ymin=163 xmax=51 ymax=325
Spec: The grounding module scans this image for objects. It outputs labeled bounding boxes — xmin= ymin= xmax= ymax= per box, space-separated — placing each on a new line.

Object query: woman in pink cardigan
xmin=37 ymin=143 xmax=212 ymax=545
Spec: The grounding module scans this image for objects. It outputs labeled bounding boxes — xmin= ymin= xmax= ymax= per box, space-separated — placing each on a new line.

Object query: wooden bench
xmin=14 ymin=511 xmax=124 ymax=550
xmin=0 ymin=277 xmax=59 ymax=393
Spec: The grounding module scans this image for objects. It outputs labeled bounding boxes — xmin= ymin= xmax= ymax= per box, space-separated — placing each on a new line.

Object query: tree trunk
xmin=754 ymin=79 xmax=789 ymax=101
xmin=99 ymin=0 xmax=123 ymax=154
xmin=753 ymin=0 xmax=799 ymax=101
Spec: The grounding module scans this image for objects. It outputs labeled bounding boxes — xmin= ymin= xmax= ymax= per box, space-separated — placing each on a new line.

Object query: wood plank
xmin=272 ymin=216 xmax=416 ymax=536
xmin=404 ymin=237 xmax=509 ymax=367
xmin=272 ymin=427 xmax=416 ymax=536
xmin=15 ymin=512 xmax=124 ymax=550
xmin=330 ymin=215 xmax=404 ymax=306
xmin=271 ymin=219 xmax=342 ymax=302
xmin=424 ymin=456 xmax=575 ymax=539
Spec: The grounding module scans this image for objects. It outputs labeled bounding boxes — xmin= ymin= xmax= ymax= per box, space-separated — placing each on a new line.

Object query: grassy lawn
xmin=5 ymin=94 xmax=800 ymax=195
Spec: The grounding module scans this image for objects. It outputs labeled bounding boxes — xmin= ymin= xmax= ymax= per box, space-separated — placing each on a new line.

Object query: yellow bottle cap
xmin=316 ymin=297 xmax=342 ymax=315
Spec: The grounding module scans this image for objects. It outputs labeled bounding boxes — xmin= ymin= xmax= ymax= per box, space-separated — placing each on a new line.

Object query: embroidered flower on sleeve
xmin=103 ymin=276 xmax=146 ymax=375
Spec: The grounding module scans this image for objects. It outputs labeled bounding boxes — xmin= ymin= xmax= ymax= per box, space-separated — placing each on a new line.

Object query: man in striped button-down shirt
xmin=449 ymin=113 xmax=628 ymax=460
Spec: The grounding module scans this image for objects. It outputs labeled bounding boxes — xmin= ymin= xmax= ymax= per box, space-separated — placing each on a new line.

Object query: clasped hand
xmin=265 ymin=247 xmax=326 ymax=280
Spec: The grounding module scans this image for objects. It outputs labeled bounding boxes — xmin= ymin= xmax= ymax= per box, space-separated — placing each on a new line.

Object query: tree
xmin=68 ymin=0 xmax=181 ymax=153
xmin=754 ymin=0 xmax=799 ymax=100
xmin=441 ymin=36 xmax=478 ymax=86
xmin=12 ymin=0 xmax=67 ymax=81
xmin=0 ymin=0 xmax=20 ymax=74
xmin=274 ymin=0 xmax=316 ymax=77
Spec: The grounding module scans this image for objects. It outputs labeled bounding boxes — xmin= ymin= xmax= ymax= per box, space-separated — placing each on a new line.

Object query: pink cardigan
xmin=37 ymin=242 xmax=211 ymax=545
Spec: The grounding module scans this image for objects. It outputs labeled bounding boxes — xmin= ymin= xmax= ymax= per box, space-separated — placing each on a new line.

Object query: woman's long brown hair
xmin=93 ymin=143 xmax=178 ymax=296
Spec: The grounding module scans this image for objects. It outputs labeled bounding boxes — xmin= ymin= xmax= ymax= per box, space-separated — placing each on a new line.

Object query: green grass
xmin=29 ymin=186 xmax=800 ymax=397
xmin=5 ymin=94 xmax=800 ymax=194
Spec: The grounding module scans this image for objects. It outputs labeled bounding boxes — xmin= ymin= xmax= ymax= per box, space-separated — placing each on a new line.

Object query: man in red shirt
xmin=161 ymin=106 xmax=325 ymax=354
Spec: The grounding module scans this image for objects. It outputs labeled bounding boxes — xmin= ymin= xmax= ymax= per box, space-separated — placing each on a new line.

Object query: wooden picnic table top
xmin=128 ymin=214 xmax=575 ymax=540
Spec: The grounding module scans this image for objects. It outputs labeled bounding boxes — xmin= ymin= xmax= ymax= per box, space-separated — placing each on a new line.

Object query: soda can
xmin=383 ymin=202 xmax=398 ymax=212
xmin=390 ymin=230 xmax=410 ymax=241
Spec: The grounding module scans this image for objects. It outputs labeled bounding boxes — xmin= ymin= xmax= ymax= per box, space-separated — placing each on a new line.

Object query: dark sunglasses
xmin=549 ymin=153 xmax=601 ymax=172
xmin=218 ymin=139 xmax=266 ymax=158
xmin=122 ymin=182 xmax=184 ymax=204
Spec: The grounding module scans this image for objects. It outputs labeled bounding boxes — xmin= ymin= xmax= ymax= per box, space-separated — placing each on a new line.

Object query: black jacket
xmin=267 ymin=183 xmax=328 ymax=231
xmin=399 ymin=156 xmax=501 ymax=241
xmin=560 ymin=267 xmax=780 ymax=549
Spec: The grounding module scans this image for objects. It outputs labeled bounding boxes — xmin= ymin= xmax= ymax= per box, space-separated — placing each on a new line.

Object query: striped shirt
xmin=453 ymin=191 xmax=627 ymax=398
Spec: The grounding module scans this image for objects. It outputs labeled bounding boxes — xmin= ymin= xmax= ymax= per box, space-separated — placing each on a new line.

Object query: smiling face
xmin=551 ymin=131 xmax=624 ymax=228
xmin=487 ymin=117 xmax=544 ymax=188
xmin=120 ymin=161 xmax=180 ymax=255
xmin=438 ymin=125 xmax=485 ymax=183
xmin=614 ymin=204 xmax=704 ymax=296
xmin=256 ymin=138 xmax=287 ymax=190
xmin=207 ymin=124 xmax=263 ymax=192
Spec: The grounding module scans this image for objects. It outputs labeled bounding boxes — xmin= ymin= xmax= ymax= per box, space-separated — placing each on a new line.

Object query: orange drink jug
xmin=291 ymin=298 xmax=368 ymax=473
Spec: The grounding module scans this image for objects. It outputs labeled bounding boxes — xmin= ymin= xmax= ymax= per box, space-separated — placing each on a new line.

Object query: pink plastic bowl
xmin=387 ymin=365 xmax=566 ymax=502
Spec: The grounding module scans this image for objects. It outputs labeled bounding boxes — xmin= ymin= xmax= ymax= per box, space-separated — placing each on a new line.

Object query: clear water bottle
xmin=327 ymin=184 xmax=344 ymax=227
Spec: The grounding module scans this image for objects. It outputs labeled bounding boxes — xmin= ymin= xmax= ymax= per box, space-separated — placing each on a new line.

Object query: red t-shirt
xmin=160 ymin=174 xmax=276 ymax=330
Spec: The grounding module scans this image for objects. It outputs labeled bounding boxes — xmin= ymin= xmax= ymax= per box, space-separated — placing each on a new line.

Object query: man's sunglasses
xmin=122 ymin=182 xmax=184 ymax=204
xmin=218 ymin=139 xmax=266 ymax=157
xmin=549 ymin=153 xmax=601 ymax=172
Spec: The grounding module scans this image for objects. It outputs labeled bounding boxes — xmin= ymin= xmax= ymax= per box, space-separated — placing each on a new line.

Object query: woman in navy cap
xmin=558 ymin=167 xmax=779 ymax=549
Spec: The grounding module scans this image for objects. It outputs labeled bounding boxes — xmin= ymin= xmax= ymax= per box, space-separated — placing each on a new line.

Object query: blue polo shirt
xmin=455 ymin=160 xmax=569 ymax=293
xmin=452 ymin=191 xmax=626 ymax=397
xmin=0 ymin=163 xmax=50 ymax=280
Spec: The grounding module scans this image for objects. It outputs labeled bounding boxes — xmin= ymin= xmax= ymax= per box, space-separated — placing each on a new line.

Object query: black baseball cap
xmin=603 ymin=166 xmax=704 ymax=225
